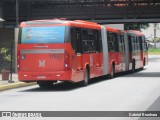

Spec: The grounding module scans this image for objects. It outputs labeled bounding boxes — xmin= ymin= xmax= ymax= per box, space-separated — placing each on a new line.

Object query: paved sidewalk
xmin=0 ymin=73 xmax=36 ymax=91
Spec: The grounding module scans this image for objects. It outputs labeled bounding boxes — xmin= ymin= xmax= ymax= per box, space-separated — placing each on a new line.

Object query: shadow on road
xmin=127 ymin=72 xmax=160 ymax=77
xmin=19 ymin=82 xmax=82 ymax=92
xmin=120 ymin=68 xmax=160 ymax=78
xmin=19 ymin=76 xmax=110 ymax=92
xmin=121 ymin=72 xmax=160 ymax=78
xmin=138 ymin=96 xmax=160 ymax=120
xmin=20 ymin=68 xmax=156 ymax=92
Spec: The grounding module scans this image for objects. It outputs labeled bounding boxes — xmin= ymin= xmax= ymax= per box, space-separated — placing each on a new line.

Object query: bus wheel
xmin=37 ymin=81 xmax=53 ymax=88
xmin=109 ymin=64 xmax=115 ymax=79
xmin=82 ymin=68 xmax=90 ymax=86
xmin=141 ymin=59 xmax=146 ymax=70
xmin=132 ymin=61 xmax=135 ymax=73
xmin=143 ymin=58 xmax=146 ymax=66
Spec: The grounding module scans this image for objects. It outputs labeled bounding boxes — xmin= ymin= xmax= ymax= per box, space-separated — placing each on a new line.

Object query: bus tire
xmin=132 ymin=61 xmax=135 ymax=73
xmin=82 ymin=68 xmax=90 ymax=86
xmin=141 ymin=58 xmax=146 ymax=70
xmin=143 ymin=58 xmax=146 ymax=66
xmin=37 ymin=81 xmax=53 ymax=88
xmin=109 ymin=64 xmax=115 ymax=79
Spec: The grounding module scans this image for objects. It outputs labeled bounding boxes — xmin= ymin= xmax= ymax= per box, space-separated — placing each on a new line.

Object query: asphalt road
xmin=0 ymin=55 xmax=160 ymax=120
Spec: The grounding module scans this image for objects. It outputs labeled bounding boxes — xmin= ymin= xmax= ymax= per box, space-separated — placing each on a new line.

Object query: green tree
xmin=0 ymin=47 xmax=11 ymax=62
xmin=124 ymin=23 xmax=149 ymax=31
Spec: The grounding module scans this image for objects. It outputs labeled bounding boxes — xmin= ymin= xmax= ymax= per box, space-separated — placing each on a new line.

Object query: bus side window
xmin=139 ymin=36 xmax=143 ymax=51
xmin=95 ymin=30 xmax=101 ymax=52
xmin=99 ymin=31 xmax=103 ymax=52
xmin=143 ymin=36 xmax=147 ymax=51
xmin=119 ymin=34 xmax=125 ymax=52
xmin=118 ymin=35 xmax=122 ymax=52
xmin=136 ymin=37 xmax=138 ymax=50
xmin=114 ymin=33 xmax=119 ymax=52
xmin=88 ymin=29 xmax=95 ymax=53
xmin=128 ymin=35 xmax=132 ymax=52
xmin=82 ymin=29 xmax=96 ymax=53
xmin=135 ymin=37 xmax=138 ymax=51
xmin=75 ymin=28 xmax=82 ymax=53
xmin=137 ymin=37 xmax=140 ymax=50
xmin=107 ymin=32 xmax=114 ymax=52
xmin=82 ymin=29 xmax=89 ymax=53
xmin=121 ymin=35 xmax=125 ymax=52
xmin=131 ymin=36 xmax=136 ymax=51
xmin=71 ymin=28 xmax=77 ymax=52
xmin=135 ymin=36 xmax=139 ymax=50
xmin=123 ymin=35 xmax=125 ymax=52
xmin=135 ymin=36 xmax=139 ymax=51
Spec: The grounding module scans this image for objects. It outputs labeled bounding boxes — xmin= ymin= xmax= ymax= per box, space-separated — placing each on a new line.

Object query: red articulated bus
xmin=17 ymin=19 xmax=148 ymax=88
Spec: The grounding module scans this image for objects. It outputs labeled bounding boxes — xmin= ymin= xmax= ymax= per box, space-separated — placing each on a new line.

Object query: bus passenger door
xmin=119 ymin=33 xmax=126 ymax=72
xmin=113 ymin=33 xmax=120 ymax=73
xmin=71 ymin=28 xmax=83 ymax=81
xmin=81 ymin=29 xmax=96 ymax=78
xmin=139 ymin=36 xmax=144 ymax=67
xmin=94 ymin=30 xmax=103 ymax=77
xmin=89 ymin=30 xmax=102 ymax=77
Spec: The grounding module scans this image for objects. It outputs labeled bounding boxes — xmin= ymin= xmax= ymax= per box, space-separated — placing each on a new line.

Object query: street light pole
xmin=154 ymin=23 xmax=157 ymax=49
xmin=16 ymin=0 xmax=19 ymax=27
xmin=8 ymin=40 xmax=14 ymax=83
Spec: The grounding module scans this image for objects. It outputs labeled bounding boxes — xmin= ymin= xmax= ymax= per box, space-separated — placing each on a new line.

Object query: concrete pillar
xmin=14 ymin=28 xmax=19 ymax=73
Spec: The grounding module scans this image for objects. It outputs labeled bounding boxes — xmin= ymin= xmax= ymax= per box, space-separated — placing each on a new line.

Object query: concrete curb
xmin=0 ymin=82 xmax=36 ymax=91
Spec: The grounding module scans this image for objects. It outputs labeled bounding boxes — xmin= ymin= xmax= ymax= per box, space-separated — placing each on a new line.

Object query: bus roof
xmin=19 ymin=19 xmax=101 ymax=30
xmin=126 ymin=30 xmax=145 ymax=36
xmin=105 ymin=26 xmax=120 ymax=33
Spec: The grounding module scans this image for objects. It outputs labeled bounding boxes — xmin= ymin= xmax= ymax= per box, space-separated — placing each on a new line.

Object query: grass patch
xmin=148 ymin=48 xmax=160 ymax=55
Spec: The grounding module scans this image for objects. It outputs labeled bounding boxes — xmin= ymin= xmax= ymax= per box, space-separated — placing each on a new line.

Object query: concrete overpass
xmin=0 ymin=0 xmax=160 ymax=28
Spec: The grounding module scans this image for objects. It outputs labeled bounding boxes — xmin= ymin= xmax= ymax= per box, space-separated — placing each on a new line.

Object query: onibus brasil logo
xmin=2 ymin=112 xmax=42 ymax=117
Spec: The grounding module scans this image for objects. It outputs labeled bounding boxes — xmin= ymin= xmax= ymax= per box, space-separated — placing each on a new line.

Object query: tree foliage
xmin=0 ymin=47 xmax=11 ymax=62
xmin=124 ymin=23 xmax=149 ymax=31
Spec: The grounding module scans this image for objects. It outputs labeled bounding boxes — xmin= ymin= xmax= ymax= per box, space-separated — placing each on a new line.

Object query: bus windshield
xmin=20 ymin=26 xmax=65 ymax=44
